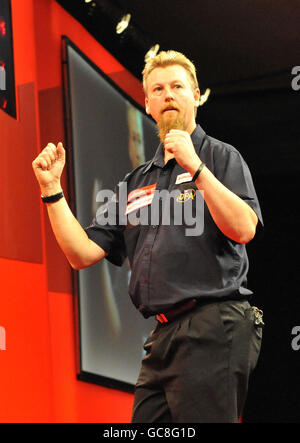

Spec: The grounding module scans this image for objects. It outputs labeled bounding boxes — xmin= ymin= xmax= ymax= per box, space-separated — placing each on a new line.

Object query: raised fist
xmin=32 ymin=142 xmax=65 ymax=193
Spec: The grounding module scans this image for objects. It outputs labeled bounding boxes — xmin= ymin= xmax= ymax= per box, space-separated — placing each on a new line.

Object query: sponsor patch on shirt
xmin=125 ymin=183 xmax=157 ymax=215
xmin=175 ymin=172 xmax=192 ymax=184
xmin=176 ymin=188 xmax=196 ymax=202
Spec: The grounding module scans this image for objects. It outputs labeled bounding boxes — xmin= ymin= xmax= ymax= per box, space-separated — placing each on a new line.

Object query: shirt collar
xmin=142 ymin=124 xmax=206 ymax=174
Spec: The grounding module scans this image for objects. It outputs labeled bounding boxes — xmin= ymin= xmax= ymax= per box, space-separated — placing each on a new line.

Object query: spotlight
xmin=144 ymin=44 xmax=160 ymax=63
xmin=199 ymin=88 xmax=211 ymax=106
xmin=116 ymin=13 xmax=131 ymax=35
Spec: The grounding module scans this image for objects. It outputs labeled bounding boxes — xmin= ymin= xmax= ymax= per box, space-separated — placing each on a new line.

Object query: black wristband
xmin=192 ymin=162 xmax=206 ymax=181
xmin=41 ymin=191 xmax=64 ymax=203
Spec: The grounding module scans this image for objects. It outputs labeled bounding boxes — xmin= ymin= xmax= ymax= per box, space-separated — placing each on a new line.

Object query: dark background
xmin=56 ymin=0 xmax=300 ymax=422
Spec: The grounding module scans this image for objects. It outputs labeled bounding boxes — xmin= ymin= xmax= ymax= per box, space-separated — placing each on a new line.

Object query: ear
xmin=194 ymin=88 xmax=201 ymax=108
xmin=145 ymin=97 xmax=150 ymax=114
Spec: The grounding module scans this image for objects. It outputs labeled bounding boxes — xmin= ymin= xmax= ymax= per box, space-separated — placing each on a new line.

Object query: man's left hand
xmin=164 ymin=129 xmax=201 ymax=175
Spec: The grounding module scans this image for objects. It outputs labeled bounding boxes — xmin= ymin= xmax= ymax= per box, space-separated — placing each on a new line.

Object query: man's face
xmin=145 ymin=64 xmax=200 ymax=140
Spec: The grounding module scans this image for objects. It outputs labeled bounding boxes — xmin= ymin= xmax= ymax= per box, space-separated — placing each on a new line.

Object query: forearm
xmin=191 ymin=162 xmax=258 ymax=243
xmin=42 ymin=185 xmax=106 ymax=269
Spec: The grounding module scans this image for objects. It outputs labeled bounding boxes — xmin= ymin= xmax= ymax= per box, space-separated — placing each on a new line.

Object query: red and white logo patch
xmin=125 ymin=183 xmax=157 ymax=215
xmin=175 ymin=172 xmax=193 ymax=184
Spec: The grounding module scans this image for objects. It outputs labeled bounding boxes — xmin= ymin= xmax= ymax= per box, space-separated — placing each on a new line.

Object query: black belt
xmin=155 ymin=295 xmax=249 ymax=324
xmin=156 ymin=299 xmax=198 ymax=323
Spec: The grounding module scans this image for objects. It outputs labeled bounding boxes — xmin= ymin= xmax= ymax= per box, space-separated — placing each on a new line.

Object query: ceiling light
xmin=116 ymin=13 xmax=131 ymax=34
xmin=84 ymin=0 xmax=93 ymax=3
xmin=199 ymin=88 xmax=211 ymax=106
xmin=144 ymin=44 xmax=160 ymax=63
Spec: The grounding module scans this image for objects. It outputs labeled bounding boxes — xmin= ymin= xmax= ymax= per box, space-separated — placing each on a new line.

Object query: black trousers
xmin=131 ymin=299 xmax=262 ymax=423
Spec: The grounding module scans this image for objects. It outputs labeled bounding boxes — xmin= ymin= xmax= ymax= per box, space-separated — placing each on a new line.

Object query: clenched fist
xmin=32 ymin=142 xmax=65 ymax=196
xmin=164 ymin=129 xmax=201 ymax=175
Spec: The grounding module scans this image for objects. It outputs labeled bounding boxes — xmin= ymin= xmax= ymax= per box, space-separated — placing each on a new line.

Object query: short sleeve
xmin=214 ymin=147 xmax=264 ymax=235
xmin=84 ymin=180 xmax=128 ymax=267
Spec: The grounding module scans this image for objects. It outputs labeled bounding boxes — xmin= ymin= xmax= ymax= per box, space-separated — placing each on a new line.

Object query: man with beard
xmin=32 ymin=50 xmax=264 ymax=423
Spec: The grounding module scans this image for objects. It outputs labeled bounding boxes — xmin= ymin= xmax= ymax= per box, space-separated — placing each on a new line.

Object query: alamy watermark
xmin=0 ymin=65 xmax=5 ymax=91
xmin=0 ymin=326 xmax=6 ymax=351
xmin=95 ymin=183 xmax=204 ymax=237
xmin=291 ymin=326 xmax=300 ymax=351
xmin=291 ymin=66 xmax=300 ymax=91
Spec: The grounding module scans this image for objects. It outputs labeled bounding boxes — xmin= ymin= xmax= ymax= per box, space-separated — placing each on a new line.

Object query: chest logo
xmin=175 ymin=172 xmax=193 ymax=184
xmin=125 ymin=183 xmax=157 ymax=215
xmin=176 ymin=188 xmax=196 ymax=203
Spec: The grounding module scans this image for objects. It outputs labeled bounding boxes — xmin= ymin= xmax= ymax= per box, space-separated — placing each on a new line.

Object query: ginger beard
xmin=157 ymin=104 xmax=187 ymax=145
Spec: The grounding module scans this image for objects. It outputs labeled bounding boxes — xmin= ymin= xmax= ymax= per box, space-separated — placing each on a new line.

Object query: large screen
xmin=0 ymin=0 xmax=16 ymax=118
xmin=62 ymin=37 xmax=158 ymax=391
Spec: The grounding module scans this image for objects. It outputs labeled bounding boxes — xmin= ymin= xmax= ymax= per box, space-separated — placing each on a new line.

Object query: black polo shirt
xmin=85 ymin=124 xmax=263 ymax=318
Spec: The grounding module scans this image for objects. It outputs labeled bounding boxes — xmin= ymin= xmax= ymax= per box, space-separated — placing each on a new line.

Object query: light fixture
xmin=144 ymin=44 xmax=160 ymax=63
xmin=116 ymin=13 xmax=131 ymax=34
xmin=199 ymin=88 xmax=211 ymax=106
xmin=84 ymin=0 xmax=93 ymax=3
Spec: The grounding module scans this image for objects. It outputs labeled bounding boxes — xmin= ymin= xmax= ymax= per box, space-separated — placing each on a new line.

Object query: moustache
xmin=160 ymin=103 xmax=180 ymax=114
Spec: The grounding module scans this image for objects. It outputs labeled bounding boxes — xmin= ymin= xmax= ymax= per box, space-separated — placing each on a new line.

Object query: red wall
xmin=0 ymin=0 xmax=145 ymax=422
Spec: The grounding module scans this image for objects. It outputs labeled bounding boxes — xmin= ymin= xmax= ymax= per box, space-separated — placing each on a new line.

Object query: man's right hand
xmin=32 ymin=142 xmax=65 ymax=195
xmin=31 ymin=141 xmax=106 ymax=269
